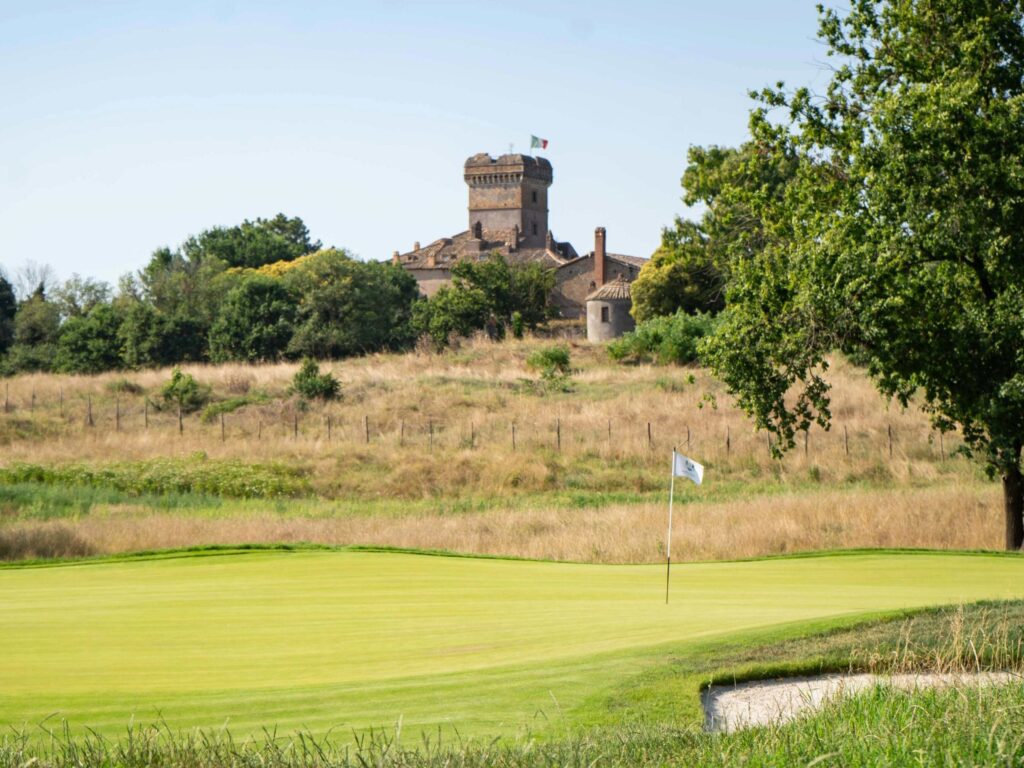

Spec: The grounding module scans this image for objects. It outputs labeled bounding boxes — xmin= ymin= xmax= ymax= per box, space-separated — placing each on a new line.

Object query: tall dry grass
xmin=0 ymin=340 xmax=971 ymax=499
xmin=0 ymin=485 xmax=1000 ymax=563
xmin=0 ymin=338 xmax=1000 ymax=562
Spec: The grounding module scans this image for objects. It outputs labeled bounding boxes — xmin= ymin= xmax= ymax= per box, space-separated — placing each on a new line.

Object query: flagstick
xmin=666 ymin=448 xmax=676 ymax=605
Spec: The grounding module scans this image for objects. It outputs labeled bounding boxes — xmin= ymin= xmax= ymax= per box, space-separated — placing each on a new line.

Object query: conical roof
xmin=586 ymin=275 xmax=631 ymax=301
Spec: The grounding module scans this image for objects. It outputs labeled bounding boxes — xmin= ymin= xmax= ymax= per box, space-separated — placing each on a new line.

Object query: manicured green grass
xmin=1 ymin=549 xmax=1022 ymax=741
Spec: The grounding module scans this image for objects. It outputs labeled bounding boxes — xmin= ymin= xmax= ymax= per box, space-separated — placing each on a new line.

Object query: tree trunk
xmin=1004 ymin=459 xmax=1024 ymax=551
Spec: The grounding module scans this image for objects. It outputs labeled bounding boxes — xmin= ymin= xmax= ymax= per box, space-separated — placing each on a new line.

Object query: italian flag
xmin=530 ymin=135 xmax=549 ymax=150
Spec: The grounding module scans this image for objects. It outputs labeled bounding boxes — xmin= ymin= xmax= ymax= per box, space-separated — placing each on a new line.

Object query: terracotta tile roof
xmin=586 ymin=275 xmax=632 ymax=301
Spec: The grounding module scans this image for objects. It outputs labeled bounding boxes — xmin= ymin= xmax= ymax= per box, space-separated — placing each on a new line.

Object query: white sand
xmin=703 ymin=672 xmax=1021 ymax=733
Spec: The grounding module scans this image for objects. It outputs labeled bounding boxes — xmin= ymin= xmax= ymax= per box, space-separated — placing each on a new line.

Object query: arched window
xmin=532 ymin=222 xmax=538 ymax=236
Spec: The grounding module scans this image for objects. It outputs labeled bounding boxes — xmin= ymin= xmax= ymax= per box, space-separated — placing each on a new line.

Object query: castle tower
xmin=464 ymin=153 xmax=553 ymax=249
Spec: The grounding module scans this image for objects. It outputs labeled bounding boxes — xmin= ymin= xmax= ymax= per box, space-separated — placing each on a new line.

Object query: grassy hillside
xmin=2 ymin=548 xmax=1023 ymax=740
xmin=0 ymin=337 xmax=1001 ymax=562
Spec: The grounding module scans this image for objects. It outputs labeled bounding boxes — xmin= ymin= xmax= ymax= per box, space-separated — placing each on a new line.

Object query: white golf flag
xmin=672 ymin=452 xmax=704 ymax=486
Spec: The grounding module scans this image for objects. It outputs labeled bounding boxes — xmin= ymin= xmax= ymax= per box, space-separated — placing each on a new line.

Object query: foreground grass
xmin=3 ymin=603 xmax=1024 ymax=766
xmin=2 ymin=549 xmax=1023 ymax=741
xmin=4 ymin=687 xmax=1023 ymax=767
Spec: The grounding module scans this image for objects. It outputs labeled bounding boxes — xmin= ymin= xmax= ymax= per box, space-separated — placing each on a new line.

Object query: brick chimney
xmin=594 ymin=227 xmax=607 ymax=286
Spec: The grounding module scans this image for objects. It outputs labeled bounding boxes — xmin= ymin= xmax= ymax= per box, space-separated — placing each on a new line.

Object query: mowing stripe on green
xmin=1 ymin=550 xmax=1022 ymax=738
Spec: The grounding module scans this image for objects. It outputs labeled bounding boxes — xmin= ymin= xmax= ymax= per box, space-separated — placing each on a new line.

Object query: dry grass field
xmin=0 ymin=336 xmax=1000 ymax=562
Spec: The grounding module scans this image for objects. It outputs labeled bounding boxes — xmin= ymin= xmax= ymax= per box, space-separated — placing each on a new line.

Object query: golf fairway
xmin=2 ymin=549 xmax=1023 ymax=738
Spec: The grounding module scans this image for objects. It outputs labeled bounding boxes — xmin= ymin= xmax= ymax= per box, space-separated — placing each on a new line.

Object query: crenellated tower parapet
xmin=464 ymin=153 xmax=552 ymax=248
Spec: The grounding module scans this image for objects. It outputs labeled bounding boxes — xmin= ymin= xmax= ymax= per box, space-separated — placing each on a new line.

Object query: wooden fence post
xmin=726 ymin=426 xmax=731 ymax=457
xmin=429 ymin=419 xmax=434 ymax=451
xmin=803 ymin=429 xmax=808 ymax=457
xmin=327 ymin=415 xmax=332 ymax=441
xmin=220 ymin=412 xmax=225 ymax=442
xmin=3 ymin=382 xmax=8 ymax=413
xmin=939 ymin=431 xmax=945 ymax=460
xmin=686 ymin=425 xmax=691 ymax=451
xmin=556 ymin=418 xmax=561 ymax=451
xmin=177 ymin=403 xmax=183 ymax=434
xmin=30 ymin=390 xmax=35 ymax=412
xmin=887 ymin=424 xmax=893 ymax=459
xmin=647 ymin=422 xmax=652 ymax=449
xmin=59 ymin=387 xmax=64 ymax=418
xmin=400 ymin=419 xmax=405 ymax=446
xmin=144 ymin=399 xmax=149 ymax=429
xmin=87 ymin=395 xmax=94 ymax=427
xmin=294 ymin=413 xmax=299 ymax=439
xmin=470 ymin=422 xmax=475 ymax=449
xmin=844 ymin=425 xmax=849 ymax=456
xmin=115 ymin=397 xmax=120 ymax=431
xmin=363 ymin=415 xmax=369 ymax=444
xmin=257 ymin=420 xmax=262 ymax=440
xmin=512 ymin=422 xmax=516 ymax=451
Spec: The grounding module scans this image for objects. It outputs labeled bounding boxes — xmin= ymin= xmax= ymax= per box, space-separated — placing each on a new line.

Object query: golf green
xmin=2 ymin=549 xmax=1022 ymax=738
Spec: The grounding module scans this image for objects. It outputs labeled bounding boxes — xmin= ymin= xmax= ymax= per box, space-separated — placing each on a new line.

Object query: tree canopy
xmin=631 ymin=142 xmax=797 ymax=322
xmin=703 ymin=0 xmax=1024 ymax=548
xmin=413 ymin=253 xmax=556 ymax=348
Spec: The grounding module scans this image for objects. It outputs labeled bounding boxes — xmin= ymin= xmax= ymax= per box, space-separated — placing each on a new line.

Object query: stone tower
xmin=464 ymin=153 xmax=553 ymax=248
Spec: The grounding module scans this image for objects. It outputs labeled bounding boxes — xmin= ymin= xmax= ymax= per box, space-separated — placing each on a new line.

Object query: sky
xmin=0 ymin=1 xmax=832 ymax=289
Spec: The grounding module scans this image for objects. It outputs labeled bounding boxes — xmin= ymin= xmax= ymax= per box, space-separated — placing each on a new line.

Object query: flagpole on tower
xmin=666 ymin=448 xmax=676 ymax=604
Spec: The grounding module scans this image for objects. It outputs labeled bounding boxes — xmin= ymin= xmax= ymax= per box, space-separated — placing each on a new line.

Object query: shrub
xmin=105 ymin=378 xmax=143 ymax=395
xmin=160 ymin=367 xmax=211 ymax=413
xmin=0 ymin=458 xmax=309 ymax=499
xmin=607 ymin=311 xmax=718 ymax=366
xmin=200 ymin=393 xmax=270 ymax=424
xmin=526 ymin=345 xmax=572 ymax=391
xmin=291 ymin=359 xmax=340 ymax=400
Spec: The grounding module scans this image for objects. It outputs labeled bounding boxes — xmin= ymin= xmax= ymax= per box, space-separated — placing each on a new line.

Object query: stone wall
xmin=552 ymin=255 xmax=641 ymax=318
xmin=587 ymin=298 xmax=635 ymax=342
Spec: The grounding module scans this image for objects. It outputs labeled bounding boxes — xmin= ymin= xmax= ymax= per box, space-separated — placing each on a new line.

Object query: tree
xmin=632 ymin=143 xmax=796 ymax=323
xmin=411 ymin=285 xmax=492 ymax=349
xmin=54 ymin=303 xmax=122 ymax=374
xmin=414 ymin=254 xmax=556 ymax=348
xmin=208 ymin=275 xmax=297 ymax=362
xmin=0 ymin=273 xmax=15 ymax=355
xmin=631 ymin=222 xmax=724 ymax=323
xmin=285 ymin=250 xmax=419 ymax=358
xmin=4 ymin=292 xmax=61 ymax=372
xmin=703 ymin=0 xmax=1024 ymax=549
xmin=53 ymin=275 xmax=112 ymax=320
xmin=182 ymin=214 xmax=320 ymax=269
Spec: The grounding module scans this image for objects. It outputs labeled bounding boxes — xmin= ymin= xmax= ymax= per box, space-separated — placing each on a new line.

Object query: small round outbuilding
xmin=586 ymin=276 xmax=635 ymax=343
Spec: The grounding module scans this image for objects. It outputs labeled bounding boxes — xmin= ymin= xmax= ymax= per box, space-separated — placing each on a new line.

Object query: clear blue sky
xmin=0 ymin=1 xmax=830 ymax=287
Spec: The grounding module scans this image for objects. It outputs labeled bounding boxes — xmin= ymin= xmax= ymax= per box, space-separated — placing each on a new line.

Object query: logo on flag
xmin=672 ymin=452 xmax=704 ymax=486
xmin=530 ymin=135 xmax=549 ymax=150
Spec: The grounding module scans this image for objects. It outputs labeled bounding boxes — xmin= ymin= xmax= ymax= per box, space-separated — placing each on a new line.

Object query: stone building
xmin=586 ymin=275 xmax=635 ymax=342
xmin=391 ymin=153 xmax=645 ymax=321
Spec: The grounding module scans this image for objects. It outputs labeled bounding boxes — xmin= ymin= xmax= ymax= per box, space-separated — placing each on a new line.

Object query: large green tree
xmin=413 ymin=253 xmax=556 ymax=347
xmin=182 ymin=214 xmax=320 ymax=269
xmin=4 ymin=290 xmax=61 ymax=372
xmin=705 ymin=0 xmax=1024 ymax=548
xmin=54 ymin=303 xmax=122 ymax=374
xmin=285 ymin=250 xmax=419 ymax=358
xmin=208 ymin=275 xmax=297 ymax=362
xmin=631 ymin=143 xmax=796 ymax=322
xmin=0 ymin=273 xmax=16 ymax=355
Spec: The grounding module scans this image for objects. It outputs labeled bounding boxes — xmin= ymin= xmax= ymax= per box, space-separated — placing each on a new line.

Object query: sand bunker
xmin=703 ymin=672 xmax=1021 ymax=732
